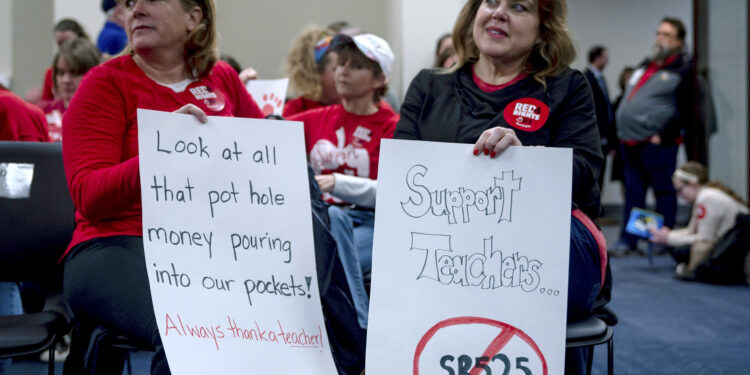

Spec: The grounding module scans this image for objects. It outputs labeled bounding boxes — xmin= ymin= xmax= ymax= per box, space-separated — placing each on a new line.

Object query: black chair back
xmin=0 ymin=141 xmax=74 ymax=285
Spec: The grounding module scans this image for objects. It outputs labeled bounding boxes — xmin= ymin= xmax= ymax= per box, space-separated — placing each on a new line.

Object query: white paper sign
xmin=366 ymin=139 xmax=573 ymax=375
xmin=0 ymin=162 xmax=34 ymax=199
xmin=137 ymin=109 xmax=337 ymax=374
xmin=246 ymin=78 xmax=290 ymax=117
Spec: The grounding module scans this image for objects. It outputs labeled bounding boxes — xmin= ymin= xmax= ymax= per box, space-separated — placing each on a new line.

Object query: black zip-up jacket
xmin=395 ymin=64 xmax=603 ymax=219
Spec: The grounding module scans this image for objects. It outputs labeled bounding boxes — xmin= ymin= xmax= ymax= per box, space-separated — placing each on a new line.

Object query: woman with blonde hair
xmin=650 ymin=161 xmax=749 ymax=277
xmin=396 ymin=1 xmax=605 ymax=372
xmin=62 ymin=0 xmax=263 ymax=373
xmin=283 ymin=25 xmax=340 ymax=117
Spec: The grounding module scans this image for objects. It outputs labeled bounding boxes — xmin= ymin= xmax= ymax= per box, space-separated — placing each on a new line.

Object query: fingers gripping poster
xmin=137 ymin=109 xmax=337 ymax=374
xmin=367 ymin=139 xmax=573 ymax=375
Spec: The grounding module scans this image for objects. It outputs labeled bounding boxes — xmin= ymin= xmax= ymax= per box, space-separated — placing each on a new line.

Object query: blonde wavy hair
xmin=451 ymin=0 xmax=576 ymax=86
xmin=285 ymin=25 xmax=334 ymax=101
xmin=118 ymin=0 xmax=218 ymax=79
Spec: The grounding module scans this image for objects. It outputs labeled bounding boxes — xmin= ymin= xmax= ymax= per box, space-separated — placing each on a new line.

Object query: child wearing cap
xmin=289 ymin=33 xmax=397 ymax=328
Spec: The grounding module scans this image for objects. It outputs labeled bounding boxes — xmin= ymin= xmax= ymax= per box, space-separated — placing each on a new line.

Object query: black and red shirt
xmin=395 ymin=64 xmax=603 ymax=219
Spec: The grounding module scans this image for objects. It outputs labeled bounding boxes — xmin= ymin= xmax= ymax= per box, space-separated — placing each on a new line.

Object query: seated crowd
xmin=1 ymin=0 xmax=746 ymax=374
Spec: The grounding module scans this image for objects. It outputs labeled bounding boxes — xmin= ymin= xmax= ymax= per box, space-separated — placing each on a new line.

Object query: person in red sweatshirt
xmin=289 ymin=33 xmax=397 ymax=329
xmin=0 ymin=84 xmax=49 ymax=142
xmin=38 ymin=37 xmax=101 ymax=142
xmin=61 ymin=1 xmax=262 ymax=373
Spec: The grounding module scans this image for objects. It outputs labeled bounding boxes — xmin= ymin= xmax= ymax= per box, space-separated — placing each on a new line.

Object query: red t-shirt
xmin=283 ymin=96 xmax=325 ymax=118
xmin=0 ymin=88 xmax=50 ymax=142
xmin=283 ymin=96 xmax=394 ymax=118
xmin=38 ymin=99 xmax=66 ymax=142
xmin=289 ymin=103 xmax=398 ymax=203
xmin=42 ymin=66 xmax=55 ymax=101
xmin=62 ymin=55 xmax=263 ymax=255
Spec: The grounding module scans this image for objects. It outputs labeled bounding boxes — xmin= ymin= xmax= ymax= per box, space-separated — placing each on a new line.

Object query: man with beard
xmin=610 ymin=17 xmax=694 ymax=256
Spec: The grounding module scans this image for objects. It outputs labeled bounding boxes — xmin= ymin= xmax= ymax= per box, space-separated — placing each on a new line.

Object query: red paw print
xmin=261 ymin=93 xmax=283 ymax=116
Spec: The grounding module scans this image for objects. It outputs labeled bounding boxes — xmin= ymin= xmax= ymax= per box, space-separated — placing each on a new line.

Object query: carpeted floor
xmin=11 ymin=206 xmax=750 ymax=375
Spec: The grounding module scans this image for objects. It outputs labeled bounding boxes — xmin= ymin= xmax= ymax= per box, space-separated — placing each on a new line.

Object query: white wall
xmin=215 ymin=1 xmax=389 ymax=80
xmin=707 ymin=1 xmax=748 ymax=200
xmin=11 ymin=0 xmax=53 ymax=97
xmin=395 ymin=0 xmax=465 ymax=99
xmin=568 ymin=0 xmax=693 ymax=100
xmin=54 ymin=0 xmax=105 ymax=46
xmin=0 ymin=0 xmax=12 ymax=88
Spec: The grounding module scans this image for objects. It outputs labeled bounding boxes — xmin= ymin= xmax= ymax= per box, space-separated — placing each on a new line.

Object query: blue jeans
xmin=0 ymin=281 xmax=23 ymax=375
xmin=619 ymin=142 xmax=678 ymax=248
xmin=327 ymin=206 xmax=371 ymax=329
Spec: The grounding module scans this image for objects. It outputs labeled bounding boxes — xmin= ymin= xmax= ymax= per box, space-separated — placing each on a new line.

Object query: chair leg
xmin=607 ymin=336 xmax=614 ymax=375
xmin=586 ymin=346 xmax=594 ymax=375
xmin=126 ymin=351 xmax=132 ymax=375
xmin=48 ymin=343 xmax=56 ymax=375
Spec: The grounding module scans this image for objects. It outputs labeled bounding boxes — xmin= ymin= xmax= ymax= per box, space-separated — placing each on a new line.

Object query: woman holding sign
xmin=61 ymin=0 xmax=262 ymax=373
xmin=395 ymin=1 xmax=605 ymax=373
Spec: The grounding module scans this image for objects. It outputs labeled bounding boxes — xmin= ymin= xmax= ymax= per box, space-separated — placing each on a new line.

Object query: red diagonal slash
xmin=413 ymin=316 xmax=548 ymax=375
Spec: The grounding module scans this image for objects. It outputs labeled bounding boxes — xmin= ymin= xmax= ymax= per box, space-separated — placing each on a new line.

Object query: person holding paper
xmin=289 ymin=33 xmax=398 ymax=328
xmin=395 ymin=1 xmax=605 ymax=373
xmin=61 ymin=0 xmax=263 ymax=373
xmin=649 ymin=162 xmax=749 ymax=278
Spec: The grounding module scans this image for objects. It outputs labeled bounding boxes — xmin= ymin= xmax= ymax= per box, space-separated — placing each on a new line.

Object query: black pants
xmin=63 ymin=236 xmax=170 ymax=375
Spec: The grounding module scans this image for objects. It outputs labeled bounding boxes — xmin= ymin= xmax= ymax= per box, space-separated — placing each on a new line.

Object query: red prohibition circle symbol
xmin=413 ymin=316 xmax=548 ymax=375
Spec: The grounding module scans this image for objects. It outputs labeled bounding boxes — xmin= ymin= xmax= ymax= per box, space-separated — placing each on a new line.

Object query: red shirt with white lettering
xmin=38 ymin=99 xmax=66 ymax=142
xmin=289 ymin=103 xmax=398 ymax=200
xmin=62 ymin=55 xmax=263 ymax=256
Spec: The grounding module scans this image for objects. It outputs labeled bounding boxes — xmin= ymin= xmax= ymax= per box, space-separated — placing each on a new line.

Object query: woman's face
xmin=334 ymin=57 xmax=383 ymax=102
xmin=320 ymin=51 xmax=341 ymax=105
xmin=55 ymin=56 xmax=82 ymax=105
xmin=124 ymin=0 xmax=202 ymax=56
xmin=673 ymin=177 xmax=700 ymax=203
xmin=472 ymin=0 xmax=541 ymax=65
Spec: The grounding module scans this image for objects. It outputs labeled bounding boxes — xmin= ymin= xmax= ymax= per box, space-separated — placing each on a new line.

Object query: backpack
xmin=693 ymin=213 xmax=750 ymax=285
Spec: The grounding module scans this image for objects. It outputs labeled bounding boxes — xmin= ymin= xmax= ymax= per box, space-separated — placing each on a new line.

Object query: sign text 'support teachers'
xmin=366 ymin=139 xmax=573 ymax=375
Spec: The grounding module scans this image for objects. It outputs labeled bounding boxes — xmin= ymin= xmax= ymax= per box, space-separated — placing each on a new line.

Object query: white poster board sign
xmin=137 ymin=109 xmax=337 ymax=374
xmin=366 ymin=139 xmax=573 ymax=375
xmin=246 ymin=78 xmax=290 ymax=117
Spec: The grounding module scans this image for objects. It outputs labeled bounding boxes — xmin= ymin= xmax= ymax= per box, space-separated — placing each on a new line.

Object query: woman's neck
xmin=133 ymin=53 xmax=188 ymax=84
xmin=474 ymin=54 xmax=526 ymax=86
xmin=342 ymin=95 xmax=378 ymax=116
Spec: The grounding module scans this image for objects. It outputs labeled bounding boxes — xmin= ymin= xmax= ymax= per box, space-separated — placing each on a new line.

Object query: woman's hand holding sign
xmin=473 ymin=127 xmax=523 ymax=159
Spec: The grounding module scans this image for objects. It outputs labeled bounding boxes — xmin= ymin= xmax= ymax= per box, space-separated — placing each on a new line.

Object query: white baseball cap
xmin=333 ymin=33 xmax=394 ymax=82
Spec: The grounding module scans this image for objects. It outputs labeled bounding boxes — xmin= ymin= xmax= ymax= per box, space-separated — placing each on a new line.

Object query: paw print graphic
xmin=260 ymin=93 xmax=283 ymax=117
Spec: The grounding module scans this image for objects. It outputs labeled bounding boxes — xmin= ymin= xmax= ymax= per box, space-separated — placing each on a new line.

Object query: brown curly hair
xmin=285 ymin=25 xmax=334 ymax=101
xmin=451 ymin=0 xmax=576 ymax=86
